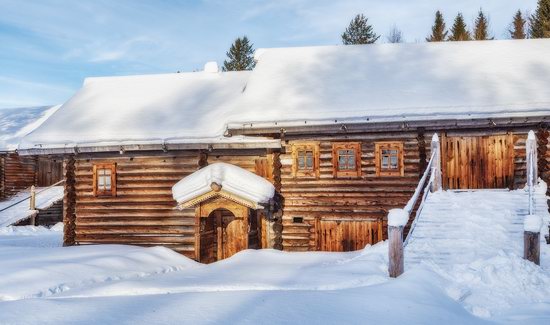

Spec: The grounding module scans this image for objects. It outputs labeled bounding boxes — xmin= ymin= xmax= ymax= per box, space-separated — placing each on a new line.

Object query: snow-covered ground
xmin=0 ymin=185 xmax=548 ymax=324
xmin=0 ymin=186 xmax=64 ymax=227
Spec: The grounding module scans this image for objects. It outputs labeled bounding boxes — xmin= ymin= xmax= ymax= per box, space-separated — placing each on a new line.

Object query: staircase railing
xmin=388 ymin=133 xmax=442 ymax=277
xmin=526 ymin=130 xmax=537 ymax=216
xmin=0 ymin=179 xmax=65 ymax=214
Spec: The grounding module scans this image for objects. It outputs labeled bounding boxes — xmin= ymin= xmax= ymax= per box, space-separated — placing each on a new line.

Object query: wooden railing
xmin=524 ymin=130 xmax=541 ymax=265
xmin=0 ymin=179 xmax=65 ymax=225
xmin=388 ymin=133 xmax=442 ymax=277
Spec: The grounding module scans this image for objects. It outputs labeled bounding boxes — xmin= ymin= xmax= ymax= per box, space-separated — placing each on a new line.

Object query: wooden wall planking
xmin=72 ymin=152 xmax=267 ymax=259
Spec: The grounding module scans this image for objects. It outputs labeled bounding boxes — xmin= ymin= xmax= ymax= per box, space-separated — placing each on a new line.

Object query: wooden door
xmin=224 ymin=219 xmax=247 ymax=259
xmin=316 ymin=219 xmax=382 ymax=252
xmin=441 ymin=134 xmax=514 ymax=189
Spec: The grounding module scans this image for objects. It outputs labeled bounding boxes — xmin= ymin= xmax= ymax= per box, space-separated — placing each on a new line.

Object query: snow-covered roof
xmin=0 ymin=105 xmax=60 ymax=151
xmin=227 ymin=39 xmax=550 ymax=129
xmin=172 ymin=163 xmax=275 ymax=208
xmin=18 ymin=71 xmax=262 ymax=151
xmin=19 ymin=39 xmax=550 ymax=152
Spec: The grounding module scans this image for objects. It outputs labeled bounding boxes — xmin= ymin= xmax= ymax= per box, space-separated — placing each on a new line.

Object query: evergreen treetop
xmin=448 ymin=13 xmax=471 ymax=41
xmin=341 ymin=14 xmax=380 ymax=45
xmin=222 ymin=36 xmax=255 ymax=72
xmin=426 ymin=10 xmax=448 ymax=42
xmin=529 ymin=0 xmax=550 ymax=38
xmin=509 ymin=10 xmax=527 ymax=39
xmin=473 ymin=9 xmax=494 ymax=40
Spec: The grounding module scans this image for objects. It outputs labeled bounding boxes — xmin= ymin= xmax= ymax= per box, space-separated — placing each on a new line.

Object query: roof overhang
xmin=176 ymin=184 xmax=264 ymax=210
xmin=17 ymin=139 xmax=281 ymax=156
xmin=227 ymin=113 xmax=550 ymax=136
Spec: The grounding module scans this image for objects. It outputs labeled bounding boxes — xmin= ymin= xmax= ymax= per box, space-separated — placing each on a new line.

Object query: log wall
xmin=70 ymin=150 xmax=267 ymax=259
xmin=279 ymin=128 xmax=536 ymax=252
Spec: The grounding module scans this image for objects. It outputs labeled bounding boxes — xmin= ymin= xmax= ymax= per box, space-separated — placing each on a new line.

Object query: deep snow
xmin=0 ymin=184 xmax=548 ymax=324
xmin=0 ymin=186 xmax=64 ymax=227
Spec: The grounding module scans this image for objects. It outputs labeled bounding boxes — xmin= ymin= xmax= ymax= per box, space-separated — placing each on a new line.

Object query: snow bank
xmin=172 ymin=162 xmax=275 ymax=205
xmin=0 ymin=105 xmax=59 ymax=151
xmin=0 ymin=223 xmax=63 ymax=248
xmin=0 ymin=245 xmax=196 ymax=301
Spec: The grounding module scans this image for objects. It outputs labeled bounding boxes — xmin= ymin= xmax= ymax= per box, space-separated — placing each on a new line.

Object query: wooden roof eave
xmin=17 ymin=139 xmax=282 ymax=156
xmin=227 ymin=114 xmax=550 ymax=136
xmin=176 ymin=189 xmax=264 ymax=211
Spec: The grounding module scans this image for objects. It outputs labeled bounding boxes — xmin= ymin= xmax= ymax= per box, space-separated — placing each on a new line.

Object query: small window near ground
xmin=291 ymin=142 xmax=320 ymax=178
xmin=93 ymin=163 xmax=117 ymax=196
xmin=375 ymin=142 xmax=404 ymax=177
xmin=332 ymin=143 xmax=361 ymax=178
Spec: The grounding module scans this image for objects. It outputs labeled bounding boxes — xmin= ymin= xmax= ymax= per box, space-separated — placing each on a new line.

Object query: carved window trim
xmin=291 ymin=142 xmax=320 ymax=178
xmin=375 ymin=142 xmax=404 ymax=177
xmin=332 ymin=142 xmax=362 ymax=178
xmin=93 ymin=163 xmax=117 ymax=197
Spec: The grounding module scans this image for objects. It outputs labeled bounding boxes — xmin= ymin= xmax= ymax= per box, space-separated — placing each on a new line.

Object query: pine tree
xmin=509 ymin=10 xmax=527 ymax=39
xmin=473 ymin=9 xmax=494 ymax=40
xmin=529 ymin=0 xmax=550 ymax=38
xmin=386 ymin=25 xmax=403 ymax=43
xmin=341 ymin=14 xmax=380 ymax=45
xmin=426 ymin=11 xmax=448 ymax=42
xmin=222 ymin=36 xmax=255 ymax=71
xmin=448 ymin=13 xmax=471 ymax=41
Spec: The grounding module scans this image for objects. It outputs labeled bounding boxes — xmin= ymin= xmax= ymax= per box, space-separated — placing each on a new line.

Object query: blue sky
xmin=0 ymin=0 xmax=537 ymax=108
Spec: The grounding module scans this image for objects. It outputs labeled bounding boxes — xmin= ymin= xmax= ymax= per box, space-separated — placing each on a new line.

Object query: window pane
xmin=105 ymin=176 xmax=111 ymax=188
xmin=348 ymin=155 xmax=355 ymax=167
xmin=338 ymin=156 xmax=347 ymax=170
xmin=104 ymin=169 xmax=111 ymax=176
xmin=98 ymin=176 xmax=105 ymax=187
xmin=298 ymin=156 xmax=305 ymax=169
xmin=390 ymin=156 xmax=398 ymax=168
xmin=382 ymin=156 xmax=389 ymax=168
xmin=306 ymin=154 xmax=313 ymax=168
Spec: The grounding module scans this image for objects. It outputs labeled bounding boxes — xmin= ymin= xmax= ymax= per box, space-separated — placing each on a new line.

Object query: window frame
xmin=291 ymin=142 xmax=320 ymax=178
xmin=332 ymin=142 xmax=362 ymax=178
xmin=93 ymin=163 xmax=117 ymax=197
xmin=375 ymin=142 xmax=404 ymax=177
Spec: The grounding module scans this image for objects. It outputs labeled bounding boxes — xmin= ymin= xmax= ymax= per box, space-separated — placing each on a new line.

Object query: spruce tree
xmin=341 ymin=14 xmax=380 ymax=45
xmin=473 ymin=9 xmax=494 ymax=40
xmin=222 ymin=36 xmax=255 ymax=71
xmin=529 ymin=0 xmax=550 ymax=38
xmin=448 ymin=13 xmax=471 ymax=41
xmin=426 ymin=11 xmax=448 ymax=42
xmin=509 ymin=10 xmax=527 ymax=39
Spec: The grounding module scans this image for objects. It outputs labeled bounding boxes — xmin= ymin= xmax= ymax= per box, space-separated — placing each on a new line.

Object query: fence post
xmin=430 ymin=133 xmax=442 ymax=192
xmin=388 ymin=209 xmax=407 ymax=278
xmin=29 ymin=185 xmax=36 ymax=226
xmin=524 ymin=214 xmax=541 ymax=265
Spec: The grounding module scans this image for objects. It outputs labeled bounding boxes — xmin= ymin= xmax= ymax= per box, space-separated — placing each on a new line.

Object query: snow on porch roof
xmin=18 ymin=70 xmax=260 ymax=151
xmin=226 ymin=39 xmax=550 ymax=130
xmin=0 ymin=105 xmax=60 ymax=152
xmin=172 ymin=163 xmax=275 ymax=209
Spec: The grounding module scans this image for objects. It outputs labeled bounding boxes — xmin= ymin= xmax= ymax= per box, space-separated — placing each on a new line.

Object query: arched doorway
xmin=199 ymin=208 xmax=248 ymax=263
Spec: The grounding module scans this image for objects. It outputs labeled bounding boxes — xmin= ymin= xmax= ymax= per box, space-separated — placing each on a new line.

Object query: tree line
xmin=222 ymin=0 xmax=550 ymax=71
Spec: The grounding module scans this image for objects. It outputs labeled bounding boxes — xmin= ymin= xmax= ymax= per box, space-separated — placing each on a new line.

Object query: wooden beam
xmin=63 ymin=155 xmax=77 ymax=246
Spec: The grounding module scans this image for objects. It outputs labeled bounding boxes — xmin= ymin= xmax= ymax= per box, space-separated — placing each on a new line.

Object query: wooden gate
xmin=316 ymin=219 xmax=383 ymax=252
xmin=441 ymin=134 xmax=514 ymax=189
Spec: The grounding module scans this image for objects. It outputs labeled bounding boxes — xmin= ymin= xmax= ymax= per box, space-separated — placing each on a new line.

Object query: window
xmin=93 ymin=163 xmax=117 ymax=196
xmin=375 ymin=142 xmax=404 ymax=176
xmin=332 ymin=142 xmax=361 ymax=177
xmin=291 ymin=142 xmax=319 ymax=178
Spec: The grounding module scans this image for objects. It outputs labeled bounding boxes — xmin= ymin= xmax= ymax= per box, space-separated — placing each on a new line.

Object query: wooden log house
xmin=18 ymin=39 xmax=550 ymax=262
xmin=0 ymin=106 xmax=63 ymax=199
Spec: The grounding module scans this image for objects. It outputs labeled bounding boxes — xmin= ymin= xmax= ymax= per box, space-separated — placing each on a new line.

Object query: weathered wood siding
xmin=72 ymin=151 xmax=267 ymax=259
xmin=1 ymin=153 xmax=37 ymax=198
xmin=279 ymin=128 xmax=537 ymax=252
xmin=279 ymin=132 xmax=422 ymax=252
xmin=36 ymin=157 xmax=63 ymax=187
